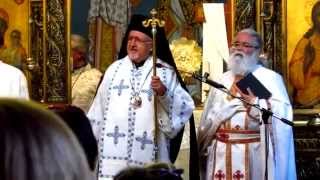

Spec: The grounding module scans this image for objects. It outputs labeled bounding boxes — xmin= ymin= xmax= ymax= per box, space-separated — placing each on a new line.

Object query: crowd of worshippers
xmin=0 ymin=13 xmax=297 ymax=180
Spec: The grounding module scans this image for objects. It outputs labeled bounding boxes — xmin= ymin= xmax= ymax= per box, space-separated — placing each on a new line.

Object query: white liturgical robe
xmin=88 ymin=56 xmax=195 ymax=180
xmin=0 ymin=61 xmax=29 ymax=99
xmin=72 ymin=64 xmax=102 ymax=113
xmin=199 ymin=65 xmax=296 ymax=180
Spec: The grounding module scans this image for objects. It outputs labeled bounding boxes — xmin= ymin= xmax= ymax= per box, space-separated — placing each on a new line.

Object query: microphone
xmin=192 ymin=72 xmax=226 ymax=89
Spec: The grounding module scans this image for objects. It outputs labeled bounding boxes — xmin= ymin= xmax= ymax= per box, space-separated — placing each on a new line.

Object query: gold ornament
xmin=170 ymin=37 xmax=202 ymax=80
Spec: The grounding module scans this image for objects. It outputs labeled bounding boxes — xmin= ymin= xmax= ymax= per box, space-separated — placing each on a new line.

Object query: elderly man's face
xmin=228 ymin=32 xmax=260 ymax=75
xmin=230 ymin=32 xmax=259 ymax=55
xmin=127 ymin=30 xmax=152 ymax=64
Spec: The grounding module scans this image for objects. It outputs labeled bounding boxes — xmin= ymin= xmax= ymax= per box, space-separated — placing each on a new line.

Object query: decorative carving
xmin=235 ymin=0 xmax=256 ymax=32
xmin=261 ymin=0 xmax=284 ymax=75
xmin=29 ymin=1 xmax=44 ymax=101
xmin=294 ymin=124 xmax=320 ymax=179
xmin=261 ymin=1 xmax=274 ymax=70
xmin=178 ymin=0 xmax=196 ymax=25
xmin=274 ymin=0 xmax=284 ymax=75
xmin=99 ymin=22 xmax=115 ymax=72
xmin=157 ymin=0 xmax=179 ymax=38
xmin=170 ymin=37 xmax=202 ymax=80
xmin=45 ymin=0 xmax=68 ymax=103
xmin=29 ymin=0 xmax=70 ymax=103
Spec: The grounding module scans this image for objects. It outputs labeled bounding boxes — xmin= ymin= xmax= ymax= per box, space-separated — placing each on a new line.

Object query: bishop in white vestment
xmin=198 ymin=29 xmax=296 ymax=180
xmin=87 ymin=14 xmax=195 ymax=180
xmin=88 ymin=56 xmax=194 ymax=179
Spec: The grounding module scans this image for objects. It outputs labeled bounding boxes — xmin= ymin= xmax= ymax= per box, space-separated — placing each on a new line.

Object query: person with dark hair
xmin=114 ymin=162 xmax=183 ymax=180
xmin=49 ymin=105 xmax=98 ymax=171
xmin=71 ymin=34 xmax=102 ymax=113
xmin=87 ymin=14 xmax=195 ymax=179
xmin=0 ymin=98 xmax=93 ymax=180
xmin=0 ymin=10 xmax=29 ymax=99
xmin=289 ymin=1 xmax=320 ymax=108
xmin=198 ymin=29 xmax=296 ymax=180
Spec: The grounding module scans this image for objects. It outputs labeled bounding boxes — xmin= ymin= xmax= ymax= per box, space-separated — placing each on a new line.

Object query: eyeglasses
xmin=128 ymin=36 xmax=152 ymax=44
xmin=231 ymin=41 xmax=259 ymax=49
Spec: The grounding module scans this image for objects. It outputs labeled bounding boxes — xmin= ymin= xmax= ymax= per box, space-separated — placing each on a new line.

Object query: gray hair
xmin=238 ymin=28 xmax=263 ymax=50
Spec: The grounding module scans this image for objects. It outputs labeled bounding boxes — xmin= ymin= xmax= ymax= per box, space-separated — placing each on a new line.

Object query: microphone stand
xmin=193 ymin=72 xmax=293 ymax=180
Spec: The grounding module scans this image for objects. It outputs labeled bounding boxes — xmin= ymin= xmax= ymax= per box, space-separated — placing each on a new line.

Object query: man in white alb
xmin=71 ymin=34 xmax=102 ymax=113
xmin=198 ymin=28 xmax=296 ymax=180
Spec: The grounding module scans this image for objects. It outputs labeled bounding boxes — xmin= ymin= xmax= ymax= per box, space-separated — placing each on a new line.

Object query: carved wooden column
xmin=29 ymin=0 xmax=44 ymax=101
xmin=259 ymin=0 xmax=285 ymax=75
xmin=44 ymin=0 xmax=71 ymax=103
xmin=29 ymin=0 xmax=71 ymax=104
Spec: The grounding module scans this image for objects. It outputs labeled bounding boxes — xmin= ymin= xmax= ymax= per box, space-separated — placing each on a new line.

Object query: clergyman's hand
xmin=151 ymin=76 xmax=167 ymax=96
xmin=235 ymin=86 xmax=257 ymax=107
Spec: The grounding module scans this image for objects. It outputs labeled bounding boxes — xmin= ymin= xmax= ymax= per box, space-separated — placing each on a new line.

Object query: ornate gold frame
xmin=283 ymin=0 xmax=320 ymax=120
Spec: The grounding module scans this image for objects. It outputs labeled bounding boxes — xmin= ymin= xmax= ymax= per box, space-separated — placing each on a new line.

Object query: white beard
xmin=227 ymin=51 xmax=259 ymax=76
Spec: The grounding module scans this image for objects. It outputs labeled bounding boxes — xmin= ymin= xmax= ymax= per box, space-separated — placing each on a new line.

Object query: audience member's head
xmin=145 ymin=162 xmax=184 ymax=180
xmin=49 ymin=104 xmax=98 ymax=171
xmin=114 ymin=162 xmax=183 ymax=180
xmin=0 ymin=99 xmax=93 ymax=180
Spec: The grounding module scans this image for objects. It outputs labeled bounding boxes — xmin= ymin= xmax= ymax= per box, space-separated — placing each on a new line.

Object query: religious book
xmin=236 ymin=73 xmax=272 ymax=99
